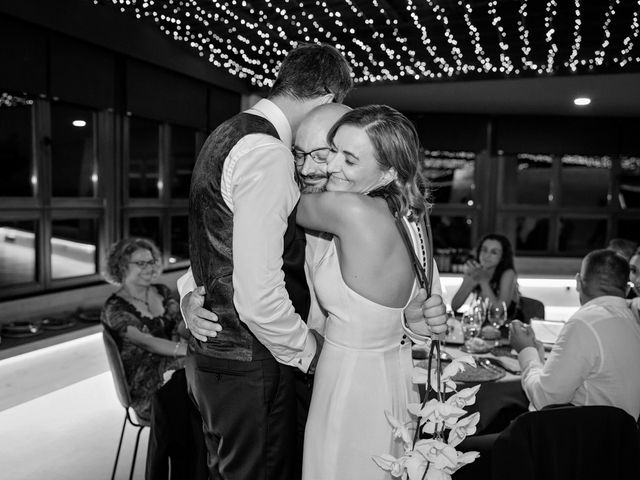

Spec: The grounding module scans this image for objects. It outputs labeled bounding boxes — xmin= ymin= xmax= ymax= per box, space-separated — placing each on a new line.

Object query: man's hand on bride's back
xmin=181 ymin=286 xmax=221 ymax=342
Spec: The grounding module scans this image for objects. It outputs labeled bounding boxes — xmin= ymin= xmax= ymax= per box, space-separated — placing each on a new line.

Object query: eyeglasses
xmin=292 ymin=147 xmax=332 ymax=166
xmin=129 ymin=260 xmax=158 ymax=269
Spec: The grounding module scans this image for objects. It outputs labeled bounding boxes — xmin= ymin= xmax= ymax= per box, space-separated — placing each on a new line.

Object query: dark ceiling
xmin=93 ymin=0 xmax=640 ymax=116
xmin=99 ymin=0 xmax=640 ymax=86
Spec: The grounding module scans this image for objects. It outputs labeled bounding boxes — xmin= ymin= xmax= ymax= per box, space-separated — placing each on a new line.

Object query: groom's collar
xmin=246 ymin=99 xmax=292 ymax=147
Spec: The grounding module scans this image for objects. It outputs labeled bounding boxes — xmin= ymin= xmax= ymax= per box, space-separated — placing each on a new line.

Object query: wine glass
xmin=487 ymin=301 xmax=508 ymax=345
xmin=461 ymin=313 xmax=482 ymax=341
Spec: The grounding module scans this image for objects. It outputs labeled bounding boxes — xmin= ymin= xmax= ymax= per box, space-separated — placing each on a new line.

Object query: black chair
xmin=518 ymin=296 xmax=545 ymax=324
xmin=492 ymin=405 xmax=640 ymax=480
xmin=103 ymin=327 xmax=150 ymax=480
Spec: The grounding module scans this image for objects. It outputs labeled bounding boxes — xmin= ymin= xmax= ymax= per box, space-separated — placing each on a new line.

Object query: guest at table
xmin=102 ymin=238 xmax=207 ymax=480
xmin=509 ymin=249 xmax=640 ymax=421
xmin=451 ymin=233 xmax=521 ymax=320
xmin=102 ymin=237 xmax=187 ymax=421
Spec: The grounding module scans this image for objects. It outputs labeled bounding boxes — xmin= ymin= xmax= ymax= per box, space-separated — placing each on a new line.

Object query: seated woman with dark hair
xmin=451 ymin=233 xmax=521 ymax=320
xmin=101 ymin=237 xmax=207 ymax=480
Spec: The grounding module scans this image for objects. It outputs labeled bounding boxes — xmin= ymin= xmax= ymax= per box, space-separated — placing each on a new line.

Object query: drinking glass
xmin=461 ymin=313 xmax=482 ymax=341
xmin=487 ymin=301 xmax=508 ymax=345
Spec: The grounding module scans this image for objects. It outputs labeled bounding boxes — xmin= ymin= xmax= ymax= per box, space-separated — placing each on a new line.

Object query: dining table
xmin=413 ymin=339 xmax=531 ymax=480
xmin=414 ymin=338 xmax=530 ymax=434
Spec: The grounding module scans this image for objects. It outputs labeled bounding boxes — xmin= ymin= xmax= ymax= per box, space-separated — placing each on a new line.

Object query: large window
xmin=51 ymin=103 xmax=97 ymax=197
xmin=0 ymin=92 xmax=34 ymax=197
xmin=498 ymin=154 xmax=637 ymax=258
xmin=170 ymin=125 xmax=200 ymax=198
xmin=0 ymin=220 xmax=38 ymax=287
xmin=128 ymin=116 xmax=161 ymax=199
xmin=423 ymin=151 xmax=478 ymax=272
xmin=51 ymin=217 xmax=98 ymax=279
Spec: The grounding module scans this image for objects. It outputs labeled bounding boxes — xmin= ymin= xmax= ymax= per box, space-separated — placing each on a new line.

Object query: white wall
xmin=440 ymin=274 xmax=580 ymax=322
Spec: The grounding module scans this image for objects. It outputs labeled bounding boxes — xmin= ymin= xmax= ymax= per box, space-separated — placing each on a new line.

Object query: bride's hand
xmin=422 ymin=294 xmax=447 ymax=339
xmin=404 ymin=290 xmax=447 ymax=339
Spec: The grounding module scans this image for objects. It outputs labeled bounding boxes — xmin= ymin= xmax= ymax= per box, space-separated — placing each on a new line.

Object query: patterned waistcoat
xmin=188 ymin=112 xmax=310 ymax=361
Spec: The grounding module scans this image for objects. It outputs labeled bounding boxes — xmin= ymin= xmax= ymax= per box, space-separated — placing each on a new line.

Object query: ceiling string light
xmin=92 ymin=0 xmax=640 ymax=88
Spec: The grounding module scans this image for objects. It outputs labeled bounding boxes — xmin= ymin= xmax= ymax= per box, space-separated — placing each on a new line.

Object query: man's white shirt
xmin=178 ymin=98 xmax=317 ymax=373
xmin=518 ymin=295 xmax=640 ymax=420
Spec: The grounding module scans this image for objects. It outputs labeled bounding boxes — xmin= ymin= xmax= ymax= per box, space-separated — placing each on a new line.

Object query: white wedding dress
xmin=302 ymin=229 xmax=422 ymax=480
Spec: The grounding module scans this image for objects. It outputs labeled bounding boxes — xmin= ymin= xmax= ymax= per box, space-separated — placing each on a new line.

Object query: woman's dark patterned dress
xmin=101 ymin=284 xmax=184 ymax=421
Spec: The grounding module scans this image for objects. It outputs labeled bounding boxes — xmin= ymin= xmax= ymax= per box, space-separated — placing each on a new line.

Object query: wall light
xmin=573 ymin=97 xmax=591 ymax=106
xmin=72 ymin=120 xmax=87 ymax=127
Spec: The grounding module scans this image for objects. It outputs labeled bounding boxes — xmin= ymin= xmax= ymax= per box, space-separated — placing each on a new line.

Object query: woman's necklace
xmin=121 ymin=286 xmax=151 ymax=310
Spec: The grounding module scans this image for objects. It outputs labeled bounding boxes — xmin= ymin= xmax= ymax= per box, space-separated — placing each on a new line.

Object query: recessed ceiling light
xmin=573 ymin=97 xmax=591 ymax=106
xmin=72 ymin=120 xmax=87 ymax=127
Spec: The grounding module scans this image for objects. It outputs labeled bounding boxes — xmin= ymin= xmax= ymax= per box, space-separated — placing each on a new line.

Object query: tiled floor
xmin=0 ymin=334 xmax=149 ymax=480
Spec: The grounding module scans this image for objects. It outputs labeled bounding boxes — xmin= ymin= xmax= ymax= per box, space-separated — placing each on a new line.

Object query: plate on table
xmin=490 ymin=345 xmax=518 ymax=359
xmin=459 ymin=338 xmax=492 ymax=354
xmin=42 ymin=316 xmax=77 ymax=331
xmin=76 ymin=308 xmax=102 ymax=323
xmin=452 ymin=363 xmax=506 ymax=384
xmin=2 ymin=321 xmax=43 ymax=338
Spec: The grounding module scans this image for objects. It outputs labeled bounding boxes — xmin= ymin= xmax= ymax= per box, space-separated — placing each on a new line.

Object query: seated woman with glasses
xmin=101 ymin=237 xmax=188 ymax=421
xmin=102 ymin=238 xmax=208 ymax=480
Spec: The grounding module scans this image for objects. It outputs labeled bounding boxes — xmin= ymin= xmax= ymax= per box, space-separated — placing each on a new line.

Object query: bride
xmin=297 ymin=105 xmax=433 ymax=480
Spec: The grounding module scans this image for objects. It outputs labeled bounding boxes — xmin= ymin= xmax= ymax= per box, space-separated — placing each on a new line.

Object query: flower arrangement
xmin=373 ymin=340 xmax=480 ymax=480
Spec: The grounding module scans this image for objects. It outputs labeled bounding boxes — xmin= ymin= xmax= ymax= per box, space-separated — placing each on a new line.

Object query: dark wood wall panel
xmin=126 ymin=60 xmax=208 ymax=128
xmin=50 ymin=36 xmax=116 ymax=109
xmin=0 ymin=15 xmax=47 ymax=95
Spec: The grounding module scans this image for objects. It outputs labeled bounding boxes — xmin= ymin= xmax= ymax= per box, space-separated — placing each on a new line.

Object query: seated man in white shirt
xmin=509 ymin=249 xmax=640 ymax=421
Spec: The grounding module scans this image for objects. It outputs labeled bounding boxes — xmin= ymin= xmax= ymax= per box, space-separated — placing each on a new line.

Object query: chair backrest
xmin=492 ymin=405 xmax=640 ymax=480
xmin=519 ymin=296 xmax=545 ymax=323
xmin=102 ymin=326 xmax=133 ymax=410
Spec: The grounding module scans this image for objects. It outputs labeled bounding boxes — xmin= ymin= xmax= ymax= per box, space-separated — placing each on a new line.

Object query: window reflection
xmin=170 ymin=215 xmax=189 ymax=263
xmin=170 ymin=126 xmax=198 ymax=198
xmin=129 ymin=216 xmax=162 ymax=253
xmin=51 ymin=218 xmax=97 ymax=279
xmin=501 ymin=216 xmax=550 ymax=253
xmin=0 ymin=221 xmax=37 ymax=286
xmin=619 ymin=157 xmax=640 ymax=209
xmin=617 ymin=218 xmax=640 ymax=242
xmin=558 ymin=217 xmax=607 ymax=253
xmin=560 ymin=155 xmax=611 ymax=207
xmin=422 ymin=151 xmax=475 ymax=205
xmin=502 ymin=154 xmax=552 ymax=205
xmin=431 ymin=215 xmax=473 ymax=272
xmin=129 ymin=117 xmax=160 ymax=198
xmin=51 ymin=103 xmax=96 ymax=197
xmin=431 ymin=215 xmax=473 ymax=250
xmin=0 ymin=92 xmax=34 ymax=196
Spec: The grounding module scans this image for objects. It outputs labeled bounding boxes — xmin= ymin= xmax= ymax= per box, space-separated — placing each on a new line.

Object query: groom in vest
xmin=186 ymin=44 xmax=353 ymax=480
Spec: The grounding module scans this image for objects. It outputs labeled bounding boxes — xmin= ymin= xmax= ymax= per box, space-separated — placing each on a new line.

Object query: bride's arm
xmin=297 ymin=191 xmax=366 ymax=237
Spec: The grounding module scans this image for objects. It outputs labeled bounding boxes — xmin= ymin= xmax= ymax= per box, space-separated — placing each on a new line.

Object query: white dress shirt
xmin=518 ymin=295 xmax=640 ymax=420
xmin=179 ymin=98 xmax=316 ymax=372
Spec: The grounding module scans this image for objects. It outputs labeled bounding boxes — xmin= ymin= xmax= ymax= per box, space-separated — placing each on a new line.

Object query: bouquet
xmin=373 ymin=340 xmax=480 ymax=480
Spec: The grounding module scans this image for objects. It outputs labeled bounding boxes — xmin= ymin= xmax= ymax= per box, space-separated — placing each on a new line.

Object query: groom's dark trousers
xmin=186 ymin=355 xmax=297 ymax=480
xmin=187 ymin=112 xmax=310 ymax=480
